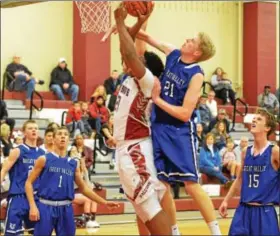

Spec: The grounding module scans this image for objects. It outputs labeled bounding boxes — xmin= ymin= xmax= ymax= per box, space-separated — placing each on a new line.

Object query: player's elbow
xmin=180 ymin=111 xmax=191 ymax=123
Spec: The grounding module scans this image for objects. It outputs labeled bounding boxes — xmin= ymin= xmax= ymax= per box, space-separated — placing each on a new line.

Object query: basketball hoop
xmin=75 ymin=1 xmax=112 ymax=34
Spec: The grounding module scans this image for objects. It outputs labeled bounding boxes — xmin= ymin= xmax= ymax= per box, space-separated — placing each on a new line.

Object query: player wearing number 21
xmin=0 ymin=120 xmax=45 ymax=235
xmin=219 ymin=108 xmax=280 ymax=236
xmin=25 ymin=126 xmax=119 ymax=236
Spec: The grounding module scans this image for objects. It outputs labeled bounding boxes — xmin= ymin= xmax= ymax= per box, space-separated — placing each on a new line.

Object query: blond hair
xmin=0 ymin=124 xmax=10 ymax=139
xmin=197 ymin=32 xmax=216 ymax=62
xmin=91 ymin=85 xmax=107 ymax=101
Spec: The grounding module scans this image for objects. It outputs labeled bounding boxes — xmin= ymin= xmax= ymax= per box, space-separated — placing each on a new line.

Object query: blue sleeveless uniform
xmin=5 ymin=144 xmax=45 ymax=236
xmin=34 ymin=152 xmax=77 ymax=236
xmin=229 ymin=144 xmax=280 ymax=236
xmin=152 ymin=49 xmax=203 ymax=183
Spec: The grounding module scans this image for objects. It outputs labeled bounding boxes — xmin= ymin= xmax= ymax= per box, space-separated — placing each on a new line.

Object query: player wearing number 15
xmin=0 ymin=120 xmax=45 ymax=235
xmin=25 ymin=127 xmax=119 ymax=236
xmin=219 ymin=108 xmax=280 ymax=236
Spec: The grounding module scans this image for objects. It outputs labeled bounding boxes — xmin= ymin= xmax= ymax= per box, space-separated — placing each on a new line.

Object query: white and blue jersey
xmin=5 ymin=144 xmax=45 ymax=236
xmin=229 ymin=144 xmax=280 ymax=236
xmin=152 ymin=49 xmax=204 ymax=183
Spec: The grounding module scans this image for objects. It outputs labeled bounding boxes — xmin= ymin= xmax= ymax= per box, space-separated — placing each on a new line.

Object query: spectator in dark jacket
xmin=104 ymin=70 xmax=121 ymax=95
xmin=208 ymin=109 xmax=230 ymax=133
xmin=0 ymin=100 xmax=15 ymax=131
xmin=50 ymin=58 xmax=79 ymax=102
xmin=5 ymin=55 xmax=44 ymax=99
xmin=198 ymin=95 xmax=212 ymax=132
xmin=199 ymin=133 xmax=229 ymax=184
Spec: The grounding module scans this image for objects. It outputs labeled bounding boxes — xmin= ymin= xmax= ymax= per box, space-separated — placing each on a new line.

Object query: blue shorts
xmin=152 ymin=122 xmax=199 ymax=183
xmin=4 ymin=194 xmax=36 ymax=236
xmin=34 ymin=201 xmax=75 ymax=236
xmin=229 ymin=203 xmax=280 ymax=236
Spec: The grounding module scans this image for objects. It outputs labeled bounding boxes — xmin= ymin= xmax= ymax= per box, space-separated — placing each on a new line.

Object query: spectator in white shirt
xmin=206 ymin=90 xmax=218 ymax=117
xmin=258 ymin=85 xmax=279 ymax=117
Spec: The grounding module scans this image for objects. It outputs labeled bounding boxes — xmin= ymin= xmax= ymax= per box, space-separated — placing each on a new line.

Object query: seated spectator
xmin=257 ymin=85 xmax=279 ymax=117
xmin=199 ymin=133 xmax=229 ymax=184
xmin=81 ymin=102 xmax=93 ymax=138
xmin=211 ymin=67 xmax=235 ymax=105
xmin=198 ymin=95 xmax=212 ymax=132
xmin=66 ymin=102 xmax=85 ymax=137
xmin=211 ymin=121 xmax=230 ymax=150
xmin=13 ymin=135 xmax=23 ymax=148
xmin=104 ymin=70 xmax=121 ymax=95
xmin=72 ymin=134 xmax=93 ymax=172
xmin=40 ymin=128 xmax=54 ymax=153
xmin=5 ymin=55 xmax=44 ymax=99
xmin=206 ymin=90 xmax=218 ymax=117
xmin=69 ymin=149 xmax=99 ymax=228
xmin=220 ymin=138 xmax=240 ymax=181
xmin=0 ymin=100 xmax=15 ymax=131
xmin=233 ymin=136 xmax=249 ymax=163
xmin=50 ymin=58 xmax=79 ymax=102
xmin=208 ymin=109 xmax=230 ymax=133
xmin=88 ymin=96 xmax=109 ymax=133
xmin=196 ymin=123 xmax=205 ymax=151
xmin=0 ymin=123 xmax=13 ymax=157
xmin=90 ymin=85 xmax=107 ymax=104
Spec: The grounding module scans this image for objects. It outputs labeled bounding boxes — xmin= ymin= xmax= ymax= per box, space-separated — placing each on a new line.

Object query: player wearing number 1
xmin=219 ymin=109 xmax=280 ymax=236
xmin=25 ymin=127 xmax=119 ymax=236
xmin=0 ymin=120 xmax=45 ymax=235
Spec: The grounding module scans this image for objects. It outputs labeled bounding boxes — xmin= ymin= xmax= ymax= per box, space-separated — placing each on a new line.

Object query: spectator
xmin=206 ymin=90 xmax=218 ymax=117
xmin=276 ymin=87 xmax=280 ymax=102
xmin=0 ymin=123 xmax=13 ymax=157
xmin=211 ymin=67 xmax=235 ymax=105
xmin=199 ymin=133 xmax=229 ymax=184
xmin=5 ymin=55 xmax=44 ymax=99
xmin=0 ymin=100 xmax=15 ymax=131
xmin=211 ymin=121 xmax=230 ymax=150
xmin=196 ymin=123 xmax=205 ymax=151
xmin=208 ymin=109 xmax=230 ymax=133
xmin=233 ymin=136 xmax=249 ymax=163
xmin=104 ymin=70 xmax=121 ymax=95
xmin=257 ymin=85 xmax=279 ymax=116
xmin=13 ymin=135 xmax=23 ymax=147
xmin=40 ymin=128 xmax=54 ymax=153
xmin=72 ymin=134 xmax=93 ymax=172
xmin=81 ymin=102 xmax=93 ymax=138
xmin=220 ymin=138 xmax=240 ymax=181
xmin=88 ymin=96 xmax=109 ymax=132
xmin=50 ymin=58 xmax=79 ymax=102
xmin=90 ymin=85 xmax=107 ymax=104
xmin=198 ymin=95 xmax=212 ymax=132
xmin=66 ymin=102 xmax=85 ymax=137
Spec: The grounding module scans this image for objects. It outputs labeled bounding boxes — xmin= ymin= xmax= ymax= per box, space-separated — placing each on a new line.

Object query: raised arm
xmin=0 ymin=148 xmax=20 ymax=184
xmin=115 ymin=6 xmax=149 ymax=79
xmin=136 ymin=29 xmax=176 ymax=56
xmin=25 ymin=156 xmax=46 ymax=221
xmin=152 ymin=73 xmax=204 ymax=122
xmin=271 ymin=145 xmax=279 ymax=171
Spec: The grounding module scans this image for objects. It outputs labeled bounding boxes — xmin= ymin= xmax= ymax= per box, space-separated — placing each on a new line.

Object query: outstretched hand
xmin=106 ymin=201 xmax=120 ymax=211
xmin=136 ymin=2 xmax=155 ymax=24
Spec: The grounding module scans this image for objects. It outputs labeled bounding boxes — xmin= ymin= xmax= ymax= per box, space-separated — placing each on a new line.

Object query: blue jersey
xmin=153 ymin=49 xmax=204 ymax=126
xmin=37 ymin=152 xmax=77 ymax=201
xmin=9 ymin=144 xmax=45 ymax=196
xmin=241 ymin=144 xmax=280 ymax=205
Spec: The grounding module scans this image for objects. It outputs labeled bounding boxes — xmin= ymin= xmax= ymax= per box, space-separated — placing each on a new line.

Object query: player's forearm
xmin=224 ymin=178 xmax=242 ymax=203
xmin=0 ymin=170 xmax=6 ymax=185
xmin=154 ymin=97 xmax=191 ymax=122
xmin=25 ymin=181 xmax=36 ymax=208
xmin=128 ymin=19 xmax=146 ymax=41
xmin=80 ymin=185 xmax=107 ymax=205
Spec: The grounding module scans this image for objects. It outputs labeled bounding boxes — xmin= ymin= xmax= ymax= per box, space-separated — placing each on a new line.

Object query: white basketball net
xmin=75 ymin=1 xmax=112 ymax=34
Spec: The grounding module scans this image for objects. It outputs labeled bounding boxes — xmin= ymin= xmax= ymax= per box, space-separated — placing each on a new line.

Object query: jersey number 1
xmin=58 ymin=175 xmax=63 ymax=188
xmin=248 ymin=174 xmax=259 ymax=188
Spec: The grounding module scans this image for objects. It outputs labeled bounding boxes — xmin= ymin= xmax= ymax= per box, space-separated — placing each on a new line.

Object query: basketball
xmin=124 ymin=1 xmax=154 ymax=17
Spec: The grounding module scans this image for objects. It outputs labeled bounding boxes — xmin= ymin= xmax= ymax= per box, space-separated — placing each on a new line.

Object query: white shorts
xmin=116 ymin=138 xmax=166 ymax=223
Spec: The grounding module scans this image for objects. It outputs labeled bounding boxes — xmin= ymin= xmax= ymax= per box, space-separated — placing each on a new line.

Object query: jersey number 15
xmin=248 ymin=174 xmax=259 ymax=188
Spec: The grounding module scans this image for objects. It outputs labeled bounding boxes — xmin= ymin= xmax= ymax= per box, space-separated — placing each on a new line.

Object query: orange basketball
xmin=124 ymin=1 xmax=154 ymax=17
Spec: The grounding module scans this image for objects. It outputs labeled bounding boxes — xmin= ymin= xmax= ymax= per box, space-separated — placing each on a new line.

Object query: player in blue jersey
xmin=136 ymin=27 xmax=221 ymax=235
xmin=0 ymin=120 xmax=45 ymax=236
xmin=219 ymin=108 xmax=279 ymax=236
xmin=25 ymin=126 xmax=119 ymax=236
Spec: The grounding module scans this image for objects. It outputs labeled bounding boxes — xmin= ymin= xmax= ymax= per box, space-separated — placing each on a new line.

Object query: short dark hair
xmin=264 ymin=85 xmax=271 ymax=89
xmin=44 ymin=128 xmax=54 ymax=136
xmin=53 ymin=126 xmax=70 ymax=137
xmin=144 ymin=51 xmax=164 ymax=78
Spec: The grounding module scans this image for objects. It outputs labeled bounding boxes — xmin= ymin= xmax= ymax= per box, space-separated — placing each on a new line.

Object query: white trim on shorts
xmin=158 ymin=171 xmax=196 ymax=178
xmin=190 ymin=121 xmax=199 ymax=178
